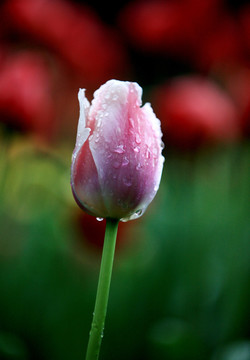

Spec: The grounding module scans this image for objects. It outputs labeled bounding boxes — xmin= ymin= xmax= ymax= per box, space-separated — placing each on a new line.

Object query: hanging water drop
xmin=135 ymin=209 xmax=142 ymax=216
xmin=96 ymin=217 xmax=104 ymax=222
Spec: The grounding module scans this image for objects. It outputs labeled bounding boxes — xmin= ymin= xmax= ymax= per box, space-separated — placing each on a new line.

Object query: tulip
xmin=152 ymin=76 xmax=239 ymax=149
xmin=71 ymin=79 xmax=164 ymax=221
xmin=5 ymin=0 xmax=127 ymax=86
xmin=0 ymin=51 xmax=54 ymax=140
xmin=71 ymin=80 xmax=164 ymax=360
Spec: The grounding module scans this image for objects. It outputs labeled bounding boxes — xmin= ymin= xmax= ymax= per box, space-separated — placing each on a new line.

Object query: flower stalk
xmin=85 ymin=218 xmax=119 ymax=360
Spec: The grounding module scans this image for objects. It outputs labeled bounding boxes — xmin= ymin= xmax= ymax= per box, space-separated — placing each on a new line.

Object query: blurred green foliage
xmin=0 ymin=134 xmax=249 ymax=360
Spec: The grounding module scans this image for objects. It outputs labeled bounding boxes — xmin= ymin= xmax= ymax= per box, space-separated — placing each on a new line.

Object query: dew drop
xmin=114 ymin=144 xmax=125 ymax=154
xmin=96 ymin=217 xmax=103 ymax=222
xmin=122 ymin=157 xmax=129 ymax=166
xmin=145 ymin=147 xmax=151 ymax=159
xmin=113 ymin=160 xmax=120 ymax=169
xmin=153 ymin=147 xmax=158 ymax=157
xmin=134 ymin=146 xmax=140 ymax=153
xmin=154 ymin=185 xmax=159 ymax=192
xmin=135 ymin=209 xmax=142 ymax=217
xmin=95 ymin=135 xmax=99 ymax=143
xmin=123 ymin=177 xmax=132 ymax=187
xmin=135 ymin=133 xmax=141 ymax=144
xmin=112 ymin=95 xmax=118 ymax=101
xmin=129 ymin=117 xmax=134 ymax=128
xmin=136 ymin=163 xmax=142 ymax=171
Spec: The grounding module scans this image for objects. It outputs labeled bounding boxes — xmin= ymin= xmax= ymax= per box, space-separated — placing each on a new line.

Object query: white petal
xmin=73 ymin=89 xmax=91 ymax=159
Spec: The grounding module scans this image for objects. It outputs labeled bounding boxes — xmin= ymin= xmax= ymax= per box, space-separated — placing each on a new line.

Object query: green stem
xmin=85 ymin=218 xmax=119 ymax=360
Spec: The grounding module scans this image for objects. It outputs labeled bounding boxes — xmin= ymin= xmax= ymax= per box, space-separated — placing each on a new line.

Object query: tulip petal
xmin=71 ymin=139 xmax=107 ymax=217
xmin=71 ymin=89 xmax=107 ymax=217
xmin=88 ymin=80 xmax=164 ymax=220
xmin=73 ymin=89 xmax=91 ymax=159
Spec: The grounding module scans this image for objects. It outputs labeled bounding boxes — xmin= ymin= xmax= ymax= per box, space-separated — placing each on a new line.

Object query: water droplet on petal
xmin=153 ymin=147 xmax=158 ymax=157
xmin=145 ymin=147 xmax=151 ymax=159
xmin=122 ymin=157 xmax=129 ymax=166
xmin=113 ymin=160 xmax=121 ymax=169
xmin=135 ymin=209 xmax=142 ymax=216
xmin=96 ymin=217 xmax=103 ymax=221
xmin=114 ymin=144 xmax=125 ymax=154
xmin=95 ymin=135 xmax=99 ymax=143
xmin=129 ymin=117 xmax=134 ymax=128
xmin=123 ymin=177 xmax=132 ymax=186
xmin=134 ymin=146 xmax=140 ymax=153
xmin=135 ymin=133 xmax=141 ymax=144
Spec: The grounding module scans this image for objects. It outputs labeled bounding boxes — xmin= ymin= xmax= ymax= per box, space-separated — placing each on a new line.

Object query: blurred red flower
xmin=118 ymin=0 xmax=222 ymax=58
xmin=220 ymin=66 xmax=250 ymax=137
xmin=0 ymin=51 xmax=55 ymax=139
xmin=4 ymin=0 xmax=127 ymax=88
xmin=152 ymin=76 xmax=240 ymax=149
xmin=118 ymin=0 xmax=184 ymax=53
xmin=193 ymin=14 xmax=244 ymax=71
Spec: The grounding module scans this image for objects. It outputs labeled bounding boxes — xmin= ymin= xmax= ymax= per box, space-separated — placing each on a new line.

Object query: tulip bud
xmin=71 ymin=79 xmax=164 ymax=221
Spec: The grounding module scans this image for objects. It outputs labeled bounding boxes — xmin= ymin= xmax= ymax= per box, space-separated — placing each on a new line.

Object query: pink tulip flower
xmin=71 ymin=79 xmax=164 ymax=221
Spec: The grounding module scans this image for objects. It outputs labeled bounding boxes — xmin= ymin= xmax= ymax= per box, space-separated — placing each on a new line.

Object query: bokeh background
xmin=0 ymin=0 xmax=250 ymax=359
